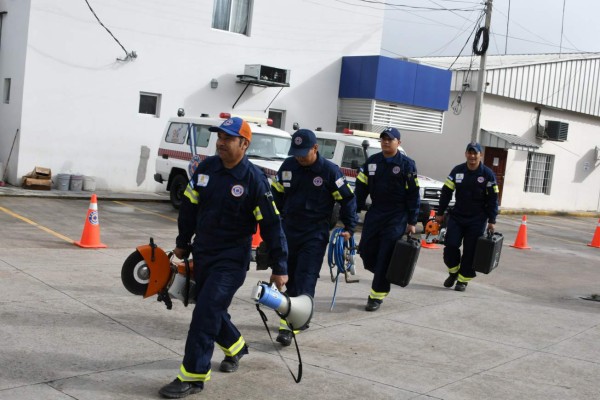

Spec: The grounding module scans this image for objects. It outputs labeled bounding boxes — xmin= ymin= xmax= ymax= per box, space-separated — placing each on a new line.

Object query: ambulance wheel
xmin=170 ymin=174 xmax=187 ymax=210
xmin=121 ymin=250 xmax=150 ymax=296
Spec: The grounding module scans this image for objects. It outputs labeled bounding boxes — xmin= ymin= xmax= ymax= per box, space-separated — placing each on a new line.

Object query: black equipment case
xmin=386 ymin=234 xmax=421 ymax=287
xmin=473 ymin=231 xmax=504 ymax=274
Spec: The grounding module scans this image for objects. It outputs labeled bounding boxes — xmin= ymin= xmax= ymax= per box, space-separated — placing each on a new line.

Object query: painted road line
xmin=0 ymin=206 xmax=74 ymax=243
xmin=112 ymin=201 xmax=177 ymax=222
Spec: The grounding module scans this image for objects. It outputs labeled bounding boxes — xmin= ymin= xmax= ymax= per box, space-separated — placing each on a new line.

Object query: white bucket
xmin=70 ymin=174 xmax=84 ymax=191
xmin=56 ymin=174 xmax=70 ymax=191
xmin=83 ymin=176 xmax=96 ymax=191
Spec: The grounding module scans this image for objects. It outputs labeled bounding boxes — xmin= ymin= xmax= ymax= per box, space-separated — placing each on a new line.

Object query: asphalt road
xmin=0 ymin=196 xmax=598 ymax=305
xmin=1 ymin=194 xmax=600 ymax=400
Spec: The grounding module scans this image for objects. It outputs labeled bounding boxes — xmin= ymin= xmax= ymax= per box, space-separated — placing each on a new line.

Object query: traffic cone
xmin=252 ymin=224 xmax=263 ymax=249
xmin=75 ymin=194 xmax=107 ymax=248
xmin=510 ymin=215 xmax=531 ymax=249
xmin=587 ymin=218 xmax=600 ymax=248
xmin=421 ymin=210 xmax=440 ymax=249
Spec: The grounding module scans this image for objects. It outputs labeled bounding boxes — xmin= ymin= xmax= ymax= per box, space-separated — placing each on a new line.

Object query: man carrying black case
xmin=435 ymin=142 xmax=499 ymax=292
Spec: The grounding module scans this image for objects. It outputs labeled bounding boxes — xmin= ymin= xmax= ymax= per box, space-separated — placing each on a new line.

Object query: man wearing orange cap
xmin=159 ymin=117 xmax=288 ymax=398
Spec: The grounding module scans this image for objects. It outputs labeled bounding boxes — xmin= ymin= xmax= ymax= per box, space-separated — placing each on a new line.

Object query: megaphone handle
xmin=255 ymin=304 xmax=303 ymax=383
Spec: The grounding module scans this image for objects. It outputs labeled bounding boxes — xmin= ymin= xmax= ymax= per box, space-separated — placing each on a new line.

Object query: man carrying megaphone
xmin=158 ymin=117 xmax=288 ymax=399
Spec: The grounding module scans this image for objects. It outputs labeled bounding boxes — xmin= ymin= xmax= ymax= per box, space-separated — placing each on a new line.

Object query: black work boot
xmin=455 ymin=281 xmax=468 ymax=292
xmin=276 ymin=329 xmax=293 ymax=347
xmin=443 ymin=273 xmax=458 ymax=288
xmin=159 ymin=378 xmax=203 ymax=399
xmin=219 ymin=347 xmax=247 ymax=373
xmin=365 ymin=297 xmax=382 ymax=312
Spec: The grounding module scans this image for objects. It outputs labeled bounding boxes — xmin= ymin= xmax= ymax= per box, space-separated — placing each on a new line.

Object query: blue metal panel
xmin=339 ymin=55 xmax=451 ymax=111
xmin=414 ymin=65 xmax=452 ymax=110
xmin=375 ymin=56 xmax=417 ymax=105
xmin=339 ymin=56 xmax=379 ymax=98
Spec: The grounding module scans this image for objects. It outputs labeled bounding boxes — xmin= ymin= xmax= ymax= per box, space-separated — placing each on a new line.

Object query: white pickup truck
xmin=312 ymin=128 xmax=454 ymax=227
xmin=154 ymin=112 xmax=291 ymax=209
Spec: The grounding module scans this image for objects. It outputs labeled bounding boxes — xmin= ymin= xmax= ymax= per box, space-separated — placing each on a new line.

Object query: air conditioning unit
xmin=243 ymin=64 xmax=290 ymax=85
xmin=544 ymin=120 xmax=569 ymax=141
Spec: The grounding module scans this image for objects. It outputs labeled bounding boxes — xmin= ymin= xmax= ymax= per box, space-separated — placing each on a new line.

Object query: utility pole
xmin=471 ymin=0 xmax=493 ymax=143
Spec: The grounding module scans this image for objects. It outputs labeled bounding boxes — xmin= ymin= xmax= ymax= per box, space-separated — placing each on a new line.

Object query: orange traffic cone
xmin=421 ymin=210 xmax=440 ymax=249
xmin=587 ymin=218 xmax=600 ymax=248
xmin=510 ymin=215 xmax=531 ymax=249
xmin=252 ymin=224 xmax=263 ymax=249
xmin=75 ymin=194 xmax=107 ymax=248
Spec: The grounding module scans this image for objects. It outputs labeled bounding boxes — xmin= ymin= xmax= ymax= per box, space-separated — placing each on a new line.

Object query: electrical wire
xmin=83 ymin=0 xmax=136 ymax=61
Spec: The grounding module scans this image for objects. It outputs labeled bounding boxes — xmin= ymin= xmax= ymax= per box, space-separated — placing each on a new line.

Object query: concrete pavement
xmin=1 ymin=185 xmax=599 ymax=399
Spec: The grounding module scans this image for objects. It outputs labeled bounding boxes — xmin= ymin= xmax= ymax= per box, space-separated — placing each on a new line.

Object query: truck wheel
xmin=170 ymin=174 xmax=188 ymax=210
xmin=121 ymin=250 xmax=149 ymax=296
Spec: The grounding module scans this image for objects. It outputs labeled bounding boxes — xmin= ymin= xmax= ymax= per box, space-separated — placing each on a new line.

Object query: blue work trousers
xmin=182 ymin=247 xmax=249 ymax=376
xmin=359 ymin=212 xmax=408 ymax=294
xmin=443 ymin=214 xmax=487 ymax=279
xmin=284 ymin=224 xmax=329 ymax=298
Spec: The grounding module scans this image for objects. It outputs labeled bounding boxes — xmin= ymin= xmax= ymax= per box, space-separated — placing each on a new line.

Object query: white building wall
xmin=406 ymin=89 xmax=600 ymax=213
xmin=0 ymin=0 xmax=30 ymax=181
xmin=483 ymin=96 xmax=600 ymax=212
xmin=1 ymin=0 xmax=384 ymax=191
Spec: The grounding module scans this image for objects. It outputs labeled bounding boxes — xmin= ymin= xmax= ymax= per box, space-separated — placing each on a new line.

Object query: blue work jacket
xmin=438 ymin=162 xmax=499 ymax=224
xmin=176 ymin=155 xmax=288 ymax=275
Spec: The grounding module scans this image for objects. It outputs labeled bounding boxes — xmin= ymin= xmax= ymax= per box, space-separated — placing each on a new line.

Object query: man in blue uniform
xmin=435 ymin=142 xmax=499 ymax=291
xmin=159 ymin=117 xmax=288 ymax=399
xmin=355 ymin=127 xmax=420 ymax=312
xmin=271 ymin=129 xmax=357 ymax=346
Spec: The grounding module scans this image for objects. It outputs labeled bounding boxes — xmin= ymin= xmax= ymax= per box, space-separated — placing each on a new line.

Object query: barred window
xmin=524 ymin=152 xmax=554 ymax=194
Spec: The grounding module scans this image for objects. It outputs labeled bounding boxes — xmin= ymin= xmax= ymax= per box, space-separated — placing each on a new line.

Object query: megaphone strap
xmin=255 ymin=304 xmax=303 ymax=383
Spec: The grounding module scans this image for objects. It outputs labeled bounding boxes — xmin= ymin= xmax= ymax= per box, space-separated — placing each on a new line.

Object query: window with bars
xmin=524 ymin=152 xmax=554 ymax=194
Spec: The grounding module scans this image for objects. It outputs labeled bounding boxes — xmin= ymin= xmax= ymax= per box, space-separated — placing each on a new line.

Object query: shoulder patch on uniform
xmin=335 ymin=177 xmax=345 ymax=188
xmin=198 ymin=174 xmax=209 ymax=187
xmin=282 ymin=171 xmax=292 ymax=181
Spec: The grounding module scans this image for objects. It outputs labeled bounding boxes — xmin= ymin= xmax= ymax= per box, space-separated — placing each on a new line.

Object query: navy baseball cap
xmin=209 ymin=117 xmax=252 ymax=142
xmin=466 ymin=142 xmax=482 ymax=153
xmin=380 ymin=127 xmax=401 ymax=141
xmin=289 ymin=129 xmax=317 ymax=157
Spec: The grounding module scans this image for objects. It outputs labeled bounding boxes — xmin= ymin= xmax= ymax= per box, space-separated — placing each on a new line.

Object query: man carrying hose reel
xmin=271 ymin=129 xmax=358 ymax=346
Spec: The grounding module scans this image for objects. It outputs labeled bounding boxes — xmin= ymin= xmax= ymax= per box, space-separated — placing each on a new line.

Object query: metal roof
xmin=481 ymin=129 xmax=540 ymax=152
xmin=414 ymin=53 xmax=600 ymax=118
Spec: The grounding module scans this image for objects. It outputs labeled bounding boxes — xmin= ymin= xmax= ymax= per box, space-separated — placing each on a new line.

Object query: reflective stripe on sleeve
xmin=444 ymin=178 xmax=455 ymax=190
xmin=357 ymin=171 xmax=368 ymax=185
xmin=272 ymin=180 xmax=284 ymax=193
xmin=332 ymin=190 xmax=342 ymax=201
xmin=184 ymin=185 xmax=199 ymax=204
xmin=253 ymin=206 xmax=263 ymax=221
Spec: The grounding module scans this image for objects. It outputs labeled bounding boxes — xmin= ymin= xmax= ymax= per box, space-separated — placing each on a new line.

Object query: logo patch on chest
xmin=231 ymin=184 xmax=244 ymax=197
xmin=313 ymin=176 xmax=323 ymax=186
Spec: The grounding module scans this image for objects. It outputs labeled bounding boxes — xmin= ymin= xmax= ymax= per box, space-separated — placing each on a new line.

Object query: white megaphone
xmin=251 ymin=281 xmax=314 ymax=331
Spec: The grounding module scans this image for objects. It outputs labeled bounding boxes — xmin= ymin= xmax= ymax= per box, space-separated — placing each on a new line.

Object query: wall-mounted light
xmin=210 ymin=79 xmax=218 ymax=89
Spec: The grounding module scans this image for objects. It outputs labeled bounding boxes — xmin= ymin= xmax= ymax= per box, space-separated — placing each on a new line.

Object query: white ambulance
xmin=154 ymin=111 xmax=292 ymax=209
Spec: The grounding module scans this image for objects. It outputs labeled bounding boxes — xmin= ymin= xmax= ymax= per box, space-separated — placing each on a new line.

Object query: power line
xmin=83 ymin=0 xmax=137 ymax=61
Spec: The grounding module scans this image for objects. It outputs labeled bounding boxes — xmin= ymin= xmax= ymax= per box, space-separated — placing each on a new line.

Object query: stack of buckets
xmin=56 ymin=174 xmax=96 ymax=192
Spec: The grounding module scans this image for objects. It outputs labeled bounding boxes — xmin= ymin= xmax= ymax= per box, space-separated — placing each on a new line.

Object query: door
xmin=483 ymin=147 xmax=507 ymax=205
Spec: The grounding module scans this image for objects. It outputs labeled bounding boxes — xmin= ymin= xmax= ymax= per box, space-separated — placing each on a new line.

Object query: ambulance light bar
xmin=220 ymin=113 xmax=273 ymax=126
xmin=343 ymin=128 xmax=381 ymax=139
